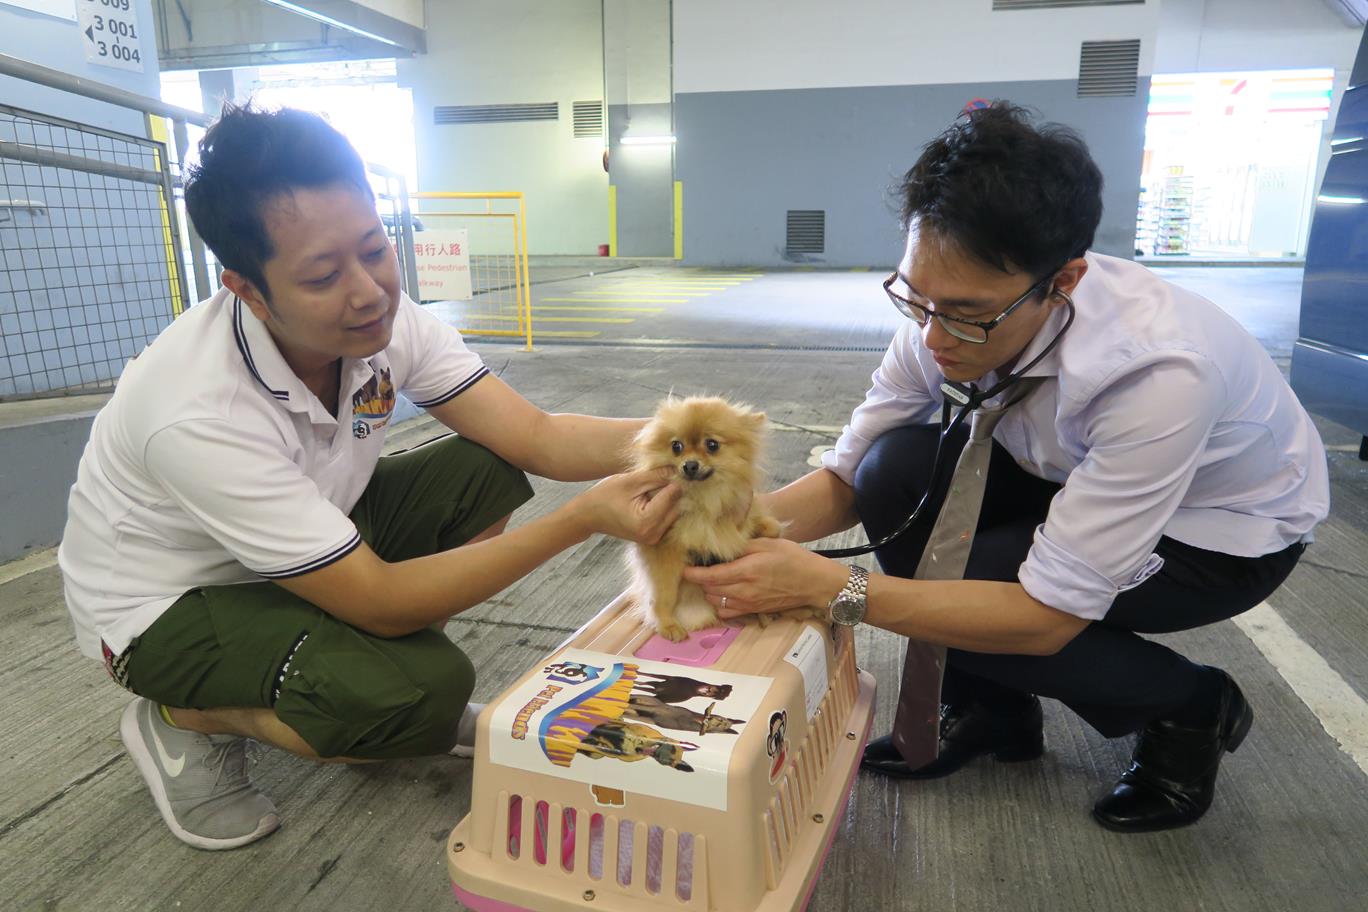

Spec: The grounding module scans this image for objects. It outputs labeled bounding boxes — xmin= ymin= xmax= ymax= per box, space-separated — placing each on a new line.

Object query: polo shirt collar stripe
xmin=232 ymin=297 xmax=291 ymax=402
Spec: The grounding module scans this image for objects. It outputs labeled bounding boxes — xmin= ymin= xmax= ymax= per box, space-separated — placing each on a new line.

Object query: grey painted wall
xmin=0 ymin=412 xmax=95 ymax=562
xmin=608 ymin=102 xmax=674 ymax=257
xmin=675 ymin=79 xmax=1149 ymax=268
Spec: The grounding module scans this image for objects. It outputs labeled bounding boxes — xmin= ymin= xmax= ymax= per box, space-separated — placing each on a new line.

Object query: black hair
xmin=183 ymin=102 xmax=374 ymax=299
xmin=897 ymin=102 xmax=1103 ymax=278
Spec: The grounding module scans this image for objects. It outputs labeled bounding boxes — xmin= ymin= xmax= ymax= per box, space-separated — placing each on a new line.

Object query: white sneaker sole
xmin=119 ymin=700 xmax=280 ymax=851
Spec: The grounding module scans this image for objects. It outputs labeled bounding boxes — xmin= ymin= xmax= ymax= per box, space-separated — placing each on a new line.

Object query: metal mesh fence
xmin=0 ymin=104 xmax=184 ymax=400
xmin=409 ymin=192 xmax=532 ymax=347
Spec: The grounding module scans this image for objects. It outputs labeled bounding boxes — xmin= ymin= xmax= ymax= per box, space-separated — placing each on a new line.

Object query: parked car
xmin=1291 ymin=25 xmax=1368 ymax=461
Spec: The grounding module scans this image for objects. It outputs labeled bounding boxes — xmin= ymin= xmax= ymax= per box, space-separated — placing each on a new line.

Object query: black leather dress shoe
xmin=1092 ymin=667 xmax=1252 ymax=833
xmin=861 ymin=696 xmax=1044 ymax=780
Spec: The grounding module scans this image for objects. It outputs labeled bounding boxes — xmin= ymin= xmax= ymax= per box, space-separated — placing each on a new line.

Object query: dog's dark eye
xmin=671 ymin=440 xmax=684 ymax=455
xmin=705 ymin=439 xmax=720 ymax=453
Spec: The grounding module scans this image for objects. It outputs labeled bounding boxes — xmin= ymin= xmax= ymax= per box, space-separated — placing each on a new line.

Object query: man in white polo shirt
xmin=684 ymin=103 xmax=1330 ymax=832
xmin=58 ymin=104 xmax=680 ymax=850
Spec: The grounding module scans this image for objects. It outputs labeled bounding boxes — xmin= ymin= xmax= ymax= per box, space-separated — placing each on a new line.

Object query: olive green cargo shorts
xmin=122 ymin=435 xmax=533 ymax=759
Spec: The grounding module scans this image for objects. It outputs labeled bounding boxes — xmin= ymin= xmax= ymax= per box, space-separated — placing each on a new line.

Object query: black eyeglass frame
xmin=883 ymin=268 xmax=1062 ymax=344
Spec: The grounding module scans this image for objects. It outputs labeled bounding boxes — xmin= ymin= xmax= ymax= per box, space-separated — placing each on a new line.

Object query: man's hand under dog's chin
xmin=682 ymin=538 xmax=848 ymax=618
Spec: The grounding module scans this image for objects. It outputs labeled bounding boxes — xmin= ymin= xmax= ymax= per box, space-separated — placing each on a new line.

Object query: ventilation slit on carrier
xmin=560 ymin=808 xmax=577 ymax=872
xmin=645 ymin=825 xmax=666 ymax=894
xmin=676 ymin=831 xmax=696 ymax=901
xmin=588 ymin=813 xmax=606 ymax=880
xmin=617 ymin=819 xmax=635 ymax=886
xmin=532 ymin=800 xmax=550 ymax=865
xmin=506 ymin=794 xmax=523 ymax=859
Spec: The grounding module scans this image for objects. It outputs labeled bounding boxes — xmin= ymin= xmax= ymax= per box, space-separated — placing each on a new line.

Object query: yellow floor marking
xmin=471 ymin=314 xmax=636 ymax=324
xmin=572 ymin=290 xmax=707 ymax=297
xmin=533 ymin=305 xmax=665 ymax=313
xmin=542 ymin=297 xmax=686 ymax=305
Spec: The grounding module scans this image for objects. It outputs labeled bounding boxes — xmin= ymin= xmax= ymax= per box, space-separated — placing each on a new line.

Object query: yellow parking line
xmin=471 ymin=314 xmax=636 ymax=325
xmin=573 ymin=290 xmax=707 ymax=297
xmin=542 ymin=297 xmax=684 ymax=305
xmin=534 ymin=305 xmax=665 ymax=313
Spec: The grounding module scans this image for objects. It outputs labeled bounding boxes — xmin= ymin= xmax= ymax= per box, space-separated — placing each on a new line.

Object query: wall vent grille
xmin=1077 ymin=39 xmax=1141 ymax=97
xmin=434 ymin=102 xmax=559 ymax=125
xmin=786 ymin=210 xmax=825 ymax=254
xmin=572 ymin=101 xmax=604 ymax=138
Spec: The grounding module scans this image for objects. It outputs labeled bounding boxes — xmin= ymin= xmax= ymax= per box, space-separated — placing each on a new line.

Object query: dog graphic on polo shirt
xmin=352 ymin=368 xmax=396 ymax=439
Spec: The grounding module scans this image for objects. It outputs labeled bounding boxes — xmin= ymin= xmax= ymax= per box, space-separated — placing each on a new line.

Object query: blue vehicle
xmin=1292 ymin=26 xmax=1368 ymax=461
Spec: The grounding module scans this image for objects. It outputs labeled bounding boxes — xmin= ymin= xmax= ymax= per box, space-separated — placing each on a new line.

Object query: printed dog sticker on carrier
xmin=488 ymin=649 xmax=773 ymax=811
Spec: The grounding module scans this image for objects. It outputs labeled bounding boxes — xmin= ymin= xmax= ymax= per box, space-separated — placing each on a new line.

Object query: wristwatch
xmin=827 ymin=565 xmax=869 ymax=627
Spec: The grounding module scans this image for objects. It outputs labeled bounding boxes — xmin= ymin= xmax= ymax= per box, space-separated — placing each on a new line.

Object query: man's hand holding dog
xmin=683 ymin=538 xmax=847 ymax=617
xmin=569 ymin=466 xmax=682 ymax=544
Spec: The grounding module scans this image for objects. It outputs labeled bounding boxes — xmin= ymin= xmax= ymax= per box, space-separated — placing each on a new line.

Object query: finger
xmin=639 ymin=484 xmax=681 ymax=520
xmin=708 ymin=591 xmax=759 ymax=618
xmin=630 ymin=465 xmax=677 ymax=492
xmin=683 ymin=560 xmax=747 ymax=586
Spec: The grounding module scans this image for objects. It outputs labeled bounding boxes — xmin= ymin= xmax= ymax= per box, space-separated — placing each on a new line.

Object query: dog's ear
xmin=746 ymin=410 xmax=767 ymax=429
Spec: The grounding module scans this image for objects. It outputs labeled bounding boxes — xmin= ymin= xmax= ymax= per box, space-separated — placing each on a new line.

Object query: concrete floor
xmin=2 ymin=265 xmax=1366 ymax=911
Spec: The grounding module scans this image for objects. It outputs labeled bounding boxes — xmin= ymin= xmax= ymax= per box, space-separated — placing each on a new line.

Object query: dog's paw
xmin=753 ymin=515 xmax=783 ymax=539
xmin=658 ymin=622 xmax=691 ymax=642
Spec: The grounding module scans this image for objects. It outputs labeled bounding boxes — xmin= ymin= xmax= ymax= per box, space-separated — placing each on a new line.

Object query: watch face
xmin=831 ymin=595 xmax=864 ymax=626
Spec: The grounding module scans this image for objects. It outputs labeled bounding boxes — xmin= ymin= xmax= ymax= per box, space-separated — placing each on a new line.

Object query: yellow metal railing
xmin=409 ymin=191 xmax=533 ymax=350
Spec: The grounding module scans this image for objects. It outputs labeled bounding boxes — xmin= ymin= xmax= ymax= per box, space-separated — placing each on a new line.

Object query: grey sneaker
xmin=449 ymin=701 xmax=485 ymax=758
xmin=119 ymin=698 xmax=280 ymax=850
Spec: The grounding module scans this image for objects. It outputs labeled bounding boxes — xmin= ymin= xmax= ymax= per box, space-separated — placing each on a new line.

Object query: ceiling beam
xmin=1323 ymin=0 xmax=1368 ymax=26
xmin=259 ymin=0 xmax=425 ymax=53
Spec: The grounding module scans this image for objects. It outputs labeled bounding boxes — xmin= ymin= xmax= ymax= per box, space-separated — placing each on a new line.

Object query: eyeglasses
xmin=883 ymin=270 xmax=1058 ymax=344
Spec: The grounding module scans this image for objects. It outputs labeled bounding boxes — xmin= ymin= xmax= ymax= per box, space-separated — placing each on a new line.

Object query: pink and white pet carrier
xmin=447 ymin=592 xmax=877 ymax=912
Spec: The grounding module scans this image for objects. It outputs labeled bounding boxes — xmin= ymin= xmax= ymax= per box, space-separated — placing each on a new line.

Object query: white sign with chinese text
xmin=414 ymin=229 xmax=472 ymax=301
xmin=78 ymin=0 xmax=144 ymax=73
xmin=2 ymin=0 xmax=75 ymax=21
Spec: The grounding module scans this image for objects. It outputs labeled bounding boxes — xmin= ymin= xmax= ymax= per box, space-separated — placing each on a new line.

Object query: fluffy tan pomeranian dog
xmin=628 ymin=396 xmax=782 ymax=642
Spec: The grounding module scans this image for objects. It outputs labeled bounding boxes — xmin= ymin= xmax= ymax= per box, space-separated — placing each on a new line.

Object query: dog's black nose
xmin=682 ymin=459 xmax=700 ymax=478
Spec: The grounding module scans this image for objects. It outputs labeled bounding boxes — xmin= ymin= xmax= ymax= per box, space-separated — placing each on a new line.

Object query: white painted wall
xmin=396 ymin=0 xmax=609 ymax=254
xmin=1153 ymin=0 xmax=1362 ymax=235
xmin=359 ymin=0 xmax=422 ymax=29
xmin=1155 ymin=0 xmax=1360 ymax=73
xmin=673 ymin=0 xmax=1163 ymax=93
xmin=604 ymin=0 xmax=670 ymax=105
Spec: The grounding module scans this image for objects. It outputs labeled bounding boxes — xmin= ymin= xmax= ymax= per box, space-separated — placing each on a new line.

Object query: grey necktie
xmin=891 ymin=378 xmax=1044 ymax=769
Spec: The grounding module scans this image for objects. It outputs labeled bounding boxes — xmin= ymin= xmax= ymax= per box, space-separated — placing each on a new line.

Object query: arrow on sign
xmin=85 ymin=25 xmax=94 ymax=41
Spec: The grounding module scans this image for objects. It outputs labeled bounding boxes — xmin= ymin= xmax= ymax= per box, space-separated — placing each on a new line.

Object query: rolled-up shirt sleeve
xmin=823 ymin=324 xmax=941 ymax=484
xmin=1019 ymin=353 xmax=1227 ymax=619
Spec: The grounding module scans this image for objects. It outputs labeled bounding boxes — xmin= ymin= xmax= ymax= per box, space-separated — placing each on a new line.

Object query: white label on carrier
xmin=783 ymin=625 xmax=829 ymax=721
xmin=488 ymin=648 xmax=774 ymax=811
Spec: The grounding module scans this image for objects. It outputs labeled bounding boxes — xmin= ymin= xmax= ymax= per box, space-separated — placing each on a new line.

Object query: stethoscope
xmin=815 ymin=288 xmax=1076 ymax=559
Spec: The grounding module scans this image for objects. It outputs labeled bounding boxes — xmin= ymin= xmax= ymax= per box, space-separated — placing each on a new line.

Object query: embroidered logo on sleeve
xmin=352 ymin=368 xmax=396 ymax=439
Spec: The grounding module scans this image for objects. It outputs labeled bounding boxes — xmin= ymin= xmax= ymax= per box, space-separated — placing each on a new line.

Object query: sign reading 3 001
xmin=78 ymin=0 xmax=145 ymax=74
